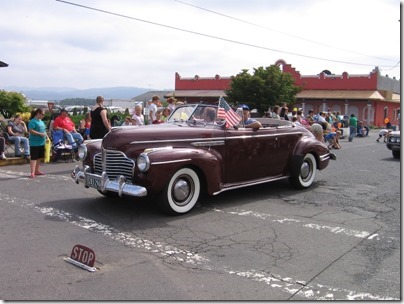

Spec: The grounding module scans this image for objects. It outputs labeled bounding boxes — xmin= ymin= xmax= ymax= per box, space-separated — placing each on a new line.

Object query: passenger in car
xmin=240 ymin=105 xmax=262 ymax=129
xmin=202 ymin=107 xmax=216 ymax=123
xmin=310 ymin=123 xmax=325 ymax=143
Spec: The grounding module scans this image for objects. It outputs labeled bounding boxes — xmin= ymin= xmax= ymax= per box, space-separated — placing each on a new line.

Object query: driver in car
xmin=240 ymin=105 xmax=262 ymax=129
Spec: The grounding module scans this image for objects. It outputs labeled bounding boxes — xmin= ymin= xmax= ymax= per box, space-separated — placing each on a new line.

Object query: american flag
xmin=217 ymin=97 xmax=241 ymax=128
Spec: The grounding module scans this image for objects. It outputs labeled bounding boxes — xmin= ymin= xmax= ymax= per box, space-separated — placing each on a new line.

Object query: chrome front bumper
xmin=71 ymin=165 xmax=147 ymax=197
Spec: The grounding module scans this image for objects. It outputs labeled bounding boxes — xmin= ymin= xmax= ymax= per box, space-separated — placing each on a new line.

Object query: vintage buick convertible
xmin=72 ymin=104 xmax=336 ymax=215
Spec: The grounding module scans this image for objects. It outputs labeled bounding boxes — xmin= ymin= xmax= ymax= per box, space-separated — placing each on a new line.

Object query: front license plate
xmin=88 ymin=177 xmax=101 ymax=189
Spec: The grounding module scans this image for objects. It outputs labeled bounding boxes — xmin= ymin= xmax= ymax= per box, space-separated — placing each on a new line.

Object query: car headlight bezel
xmin=77 ymin=144 xmax=87 ymax=160
xmin=137 ymin=153 xmax=150 ymax=172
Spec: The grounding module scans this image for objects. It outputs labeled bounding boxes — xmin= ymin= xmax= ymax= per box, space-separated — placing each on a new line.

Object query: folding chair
xmin=51 ymin=130 xmax=75 ymax=162
xmin=2 ymin=132 xmax=18 ymax=157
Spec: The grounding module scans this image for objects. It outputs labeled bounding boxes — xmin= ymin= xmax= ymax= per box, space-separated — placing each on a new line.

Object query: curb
xmin=0 ymin=157 xmax=30 ymax=167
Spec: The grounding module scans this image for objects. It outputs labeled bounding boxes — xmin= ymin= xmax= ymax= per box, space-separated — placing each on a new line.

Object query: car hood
xmin=102 ymin=123 xmax=224 ymax=152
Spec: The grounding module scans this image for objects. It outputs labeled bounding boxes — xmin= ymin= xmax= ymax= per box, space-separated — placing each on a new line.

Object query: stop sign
xmin=70 ymin=244 xmax=96 ymax=267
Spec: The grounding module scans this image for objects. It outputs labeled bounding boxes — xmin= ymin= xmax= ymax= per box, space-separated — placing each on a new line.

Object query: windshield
xmin=167 ymin=105 xmax=197 ymax=122
xmin=167 ymin=104 xmax=226 ymax=128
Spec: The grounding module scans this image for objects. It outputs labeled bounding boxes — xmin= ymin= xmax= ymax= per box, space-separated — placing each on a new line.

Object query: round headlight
xmin=137 ymin=153 xmax=150 ymax=172
xmin=77 ymin=144 xmax=87 ymax=160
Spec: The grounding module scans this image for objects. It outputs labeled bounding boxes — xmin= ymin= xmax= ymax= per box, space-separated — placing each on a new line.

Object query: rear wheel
xmin=158 ymin=168 xmax=201 ymax=215
xmin=289 ymin=153 xmax=317 ymax=189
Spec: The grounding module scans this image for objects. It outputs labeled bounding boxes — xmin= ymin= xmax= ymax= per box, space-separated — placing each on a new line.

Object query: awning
xmin=296 ymin=90 xmax=386 ymax=100
xmin=165 ymin=90 xmax=227 ymax=98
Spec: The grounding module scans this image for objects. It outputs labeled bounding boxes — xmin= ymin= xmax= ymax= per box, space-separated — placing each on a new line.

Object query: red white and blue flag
xmin=217 ymin=97 xmax=241 ymax=128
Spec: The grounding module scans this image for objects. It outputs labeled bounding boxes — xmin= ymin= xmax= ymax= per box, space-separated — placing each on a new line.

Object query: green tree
xmin=0 ymin=90 xmax=30 ymax=118
xmin=225 ymin=65 xmax=301 ymax=114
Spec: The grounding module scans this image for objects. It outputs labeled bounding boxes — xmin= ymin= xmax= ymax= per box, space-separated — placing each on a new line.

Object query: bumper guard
xmin=71 ymin=165 xmax=147 ymax=198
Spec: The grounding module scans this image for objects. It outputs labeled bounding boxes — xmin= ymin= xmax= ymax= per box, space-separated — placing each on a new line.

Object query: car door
xmin=224 ymin=127 xmax=279 ymax=183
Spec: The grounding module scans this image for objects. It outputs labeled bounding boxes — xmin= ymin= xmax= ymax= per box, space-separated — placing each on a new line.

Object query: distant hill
xmin=3 ymin=86 xmax=167 ymax=101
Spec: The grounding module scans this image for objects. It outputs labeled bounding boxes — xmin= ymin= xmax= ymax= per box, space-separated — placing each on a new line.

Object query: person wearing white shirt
xmin=148 ymin=95 xmax=159 ymax=124
xmin=131 ymin=104 xmax=144 ymax=126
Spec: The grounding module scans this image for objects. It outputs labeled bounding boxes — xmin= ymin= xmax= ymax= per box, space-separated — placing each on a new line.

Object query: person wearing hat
xmin=53 ymin=108 xmax=83 ymax=148
xmin=240 ymin=105 xmax=262 ymax=129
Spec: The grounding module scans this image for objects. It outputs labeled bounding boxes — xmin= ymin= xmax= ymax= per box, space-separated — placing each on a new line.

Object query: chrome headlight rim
xmin=137 ymin=153 xmax=150 ymax=172
xmin=77 ymin=144 xmax=87 ymax=160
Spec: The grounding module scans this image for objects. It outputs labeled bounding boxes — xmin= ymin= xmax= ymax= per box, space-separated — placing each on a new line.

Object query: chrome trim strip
xmin=213 ymin=176 xmax=288 ymax=195
xmin=130 ymin=137 xmax=226 ymax=145
xmin=191 ymin=140 xmax=225 ymax=147
xmin=319 ymin=153 xmax=331 ymax=162
xmin=130 ymin=132 xmax=302 ymax=145
xmin=152 ymin=159 xmax=192 ymax=165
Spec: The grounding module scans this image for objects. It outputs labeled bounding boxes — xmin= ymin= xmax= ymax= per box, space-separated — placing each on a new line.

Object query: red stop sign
xmin=70 ymin=244 xmax=96 ymax=267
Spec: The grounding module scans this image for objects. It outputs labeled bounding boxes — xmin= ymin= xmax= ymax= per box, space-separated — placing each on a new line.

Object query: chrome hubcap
xmin=301 ymin=162 xmax=311 ymax=180
xmin=173 ymin=178 xmax=191 ymax=204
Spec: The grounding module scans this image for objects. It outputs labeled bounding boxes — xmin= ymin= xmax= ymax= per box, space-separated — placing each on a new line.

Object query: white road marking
xmin=0 ymin=192 xmax=397 ymax=300
xmin=209 ymin=207 xmax=379 ymax=240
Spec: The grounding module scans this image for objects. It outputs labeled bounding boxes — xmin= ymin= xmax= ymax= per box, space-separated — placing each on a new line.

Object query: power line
xmin=175 ymin=0 xmax=397 ymax=63
xmin=56 ymin=0 xmax=398 ymax=69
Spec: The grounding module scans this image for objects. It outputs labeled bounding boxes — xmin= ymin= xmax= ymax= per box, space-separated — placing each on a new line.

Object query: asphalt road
xmin=0 ymin=129 xmax=400 ymax=300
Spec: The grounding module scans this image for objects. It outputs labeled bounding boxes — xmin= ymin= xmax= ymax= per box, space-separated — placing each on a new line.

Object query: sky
xmin=0 ymin=0 xmax=401 ymax=91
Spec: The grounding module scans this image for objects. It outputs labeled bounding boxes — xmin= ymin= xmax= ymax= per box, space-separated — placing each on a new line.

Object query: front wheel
xmin=158 ymin=168 xmax=201 ymax=215
xmin=289 ymin=153 xmax=317 ymax=189
xmin=392 ymin=150 xmax=400 ymax=159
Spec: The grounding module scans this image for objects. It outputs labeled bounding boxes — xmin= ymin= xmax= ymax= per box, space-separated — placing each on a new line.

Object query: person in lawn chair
xmin=52 ymin=109 xmax=83 ymax=149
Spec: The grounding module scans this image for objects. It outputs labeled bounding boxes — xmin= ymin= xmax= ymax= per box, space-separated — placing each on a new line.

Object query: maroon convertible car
xmin=72 ymin=104 xmax=336 ymax=215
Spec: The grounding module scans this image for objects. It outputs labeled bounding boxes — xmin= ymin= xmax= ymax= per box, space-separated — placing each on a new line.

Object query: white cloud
xmin=0 ymin=0 xmax=400 ymax=90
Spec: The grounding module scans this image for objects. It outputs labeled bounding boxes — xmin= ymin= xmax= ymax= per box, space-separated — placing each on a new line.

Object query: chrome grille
xmin=94 ymin=150 xmax=135 ymax=182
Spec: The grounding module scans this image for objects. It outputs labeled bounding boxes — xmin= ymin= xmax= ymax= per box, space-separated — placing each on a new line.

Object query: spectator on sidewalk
xmin=348 ymin=114 xmax=358 ymax=142
xmin=6 ymin=114 xmax=30 ymax=158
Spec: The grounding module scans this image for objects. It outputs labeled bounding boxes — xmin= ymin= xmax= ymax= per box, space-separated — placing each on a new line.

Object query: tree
xmin=0 ymin=90 xmax=30 ymax=118
xmin=225 ymin=65 xmax=301 ymax=114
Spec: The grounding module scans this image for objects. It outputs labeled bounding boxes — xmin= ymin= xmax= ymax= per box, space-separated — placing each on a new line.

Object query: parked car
xmin=106 ymin=106 xmax=125 ymax=113
xmin=386 ymin=130 xmax=400 ymax=159
xmin=71 ymin=104 xmax=336 ymax=215
xmin=65 ymin=106 xmax=91 ymax=115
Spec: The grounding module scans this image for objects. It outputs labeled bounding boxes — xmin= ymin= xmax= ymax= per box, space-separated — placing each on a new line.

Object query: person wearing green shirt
xmin=348 ymin=114 xmax=358 ymax=142
xmin=28 ymin=108 xmax=48 ymax=178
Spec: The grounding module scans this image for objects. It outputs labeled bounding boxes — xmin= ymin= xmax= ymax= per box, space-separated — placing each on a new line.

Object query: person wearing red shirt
xmin=53 ymin=109 xmax=83 ymax=148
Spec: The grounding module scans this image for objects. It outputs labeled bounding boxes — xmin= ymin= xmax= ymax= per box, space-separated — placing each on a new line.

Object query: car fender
xmin=290 ymin=136 xmax=330 ymax=174
xmin=135 ymin=147 xmax=224 ymax=196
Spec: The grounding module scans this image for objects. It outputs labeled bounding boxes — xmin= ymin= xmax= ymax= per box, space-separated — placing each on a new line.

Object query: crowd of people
xmin=263 ymin=104 xmax=394 ymax=149
xmin=0 ymin=97 xmax=397 ymax=176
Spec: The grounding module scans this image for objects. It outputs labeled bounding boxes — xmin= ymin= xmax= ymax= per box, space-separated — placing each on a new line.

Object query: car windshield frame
xmin=166 ymin=104 xmax=227 ymax=129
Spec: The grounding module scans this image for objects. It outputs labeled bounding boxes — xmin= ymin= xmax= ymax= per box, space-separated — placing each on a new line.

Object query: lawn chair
xmin=2 ymin=132 xmax=20 ymax=157
xmin=51 ymin=130 xmax=75 ymax=162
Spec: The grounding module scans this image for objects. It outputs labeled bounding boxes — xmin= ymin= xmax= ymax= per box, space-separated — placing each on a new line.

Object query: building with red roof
xmin=166 ymin=59 xmax=400 ymax=128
